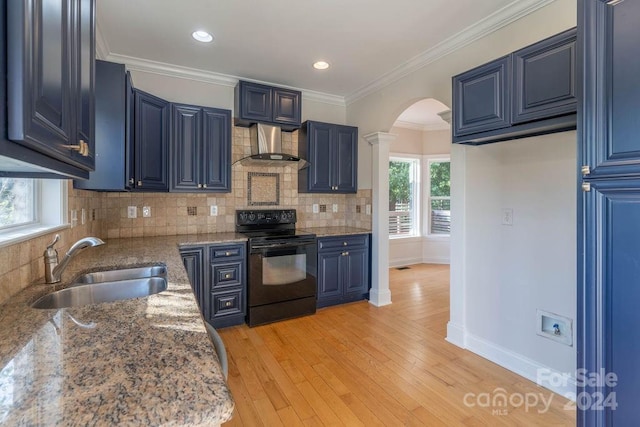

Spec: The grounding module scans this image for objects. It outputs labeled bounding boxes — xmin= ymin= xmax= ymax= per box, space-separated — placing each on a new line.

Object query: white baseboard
xmin=464 ymin=332 xmax=576 ymax=400
xmin=446 ymin=321 xmax=465 ymax=347
xmin=422 ymin=256 xmax=450 ymax=265
xmin=389 ymin=257 xmax=423 ymax=268
xmin=389 ymin=257 xmax=451 ymax=267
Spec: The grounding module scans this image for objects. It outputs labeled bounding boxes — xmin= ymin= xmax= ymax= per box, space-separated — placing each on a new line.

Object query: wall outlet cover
xmin=366 ymin=204 xmax=372 ymax=215
xmin=142 ymin=206 xmax=151 ymax=218
xmin=127 ymin=206 xmax=137 ymax=219
xmin=502 ymin=208 xmax=514 ymax=226
xmin=81 ymin=208 xmax=86 ymax=225
xmin=70 ymin=210 xmax=78 ymax=228
xmin=312 ymin=204 xmax=319 ymax=214
xmin=332 ymin=204 xmax=338 ymax=213
xmin=210 ymin=205 xmax=218 ymax=216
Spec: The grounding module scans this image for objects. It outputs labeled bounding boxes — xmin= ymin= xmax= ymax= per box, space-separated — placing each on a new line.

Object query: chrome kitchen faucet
xmin=44 ymin=234 xmax=105 ymax=284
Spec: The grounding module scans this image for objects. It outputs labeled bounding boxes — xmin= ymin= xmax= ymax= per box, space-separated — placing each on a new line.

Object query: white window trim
xmin=0 ymin=180 xmax=68 ymax=248
xmin=423 ymin=155 xmax=451 ymax=239
xmin=389 ymin=153 xmax=421 ymax=239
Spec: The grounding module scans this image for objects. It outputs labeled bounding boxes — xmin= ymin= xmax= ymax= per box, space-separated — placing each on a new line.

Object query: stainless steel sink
xmin=74 ymin=265 xmax=167 ymax=284
xmin=31 ymin=264 xmax=168 ymax=309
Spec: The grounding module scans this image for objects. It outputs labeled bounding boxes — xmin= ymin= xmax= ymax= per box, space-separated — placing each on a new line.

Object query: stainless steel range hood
xmin=234 ymin=123 xmax=309 ymax=169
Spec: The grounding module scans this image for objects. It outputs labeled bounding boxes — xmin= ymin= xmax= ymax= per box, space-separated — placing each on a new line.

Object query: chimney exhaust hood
xmin=234 ymin=123 xmax=309 ymax=169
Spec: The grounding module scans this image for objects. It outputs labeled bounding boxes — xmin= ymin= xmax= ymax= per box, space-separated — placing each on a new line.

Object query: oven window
xmin=262 ymin=253 xmax=307 ymax=285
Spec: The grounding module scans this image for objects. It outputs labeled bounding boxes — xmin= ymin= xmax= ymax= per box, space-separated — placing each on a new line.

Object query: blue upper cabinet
xmin=512 ymin=28 xmax=576 ymax=124
xmin=235 ymin=81 xmax=301 ymax=130
xmin=4 ymin=0 xmax=96 ymax=177
xmin=453 ymin=56 xmax=511 ymax=137
xmin=581 ymin=1 xmax=640 ymax=179
xmin=453 ymin=28 xmax=577 ymax=145
xmin=171 ymin=104 xmax=231 ymax=192
xmin=298 ymin=120 xmax=358 ymax=194
xmin=134 ymin=90 xmax=169 ymax=191
xmin=74 ymin=61 xmax=134 ymax=191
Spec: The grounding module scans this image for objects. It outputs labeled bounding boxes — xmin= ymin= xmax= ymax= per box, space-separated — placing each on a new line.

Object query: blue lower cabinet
xmin=180 ymin=242 xmax=246 ymax=328
xmin=317 ymin=234 xmax=370 ymax=308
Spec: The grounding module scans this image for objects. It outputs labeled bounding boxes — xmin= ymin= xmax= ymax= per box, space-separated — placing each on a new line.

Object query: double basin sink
xmin=31 ymin=264 xmax=168 ymax=309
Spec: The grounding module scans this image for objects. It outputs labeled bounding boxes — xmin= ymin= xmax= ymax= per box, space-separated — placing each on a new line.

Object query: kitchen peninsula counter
xmin=0 ymin=233 xmax=247 ymax=426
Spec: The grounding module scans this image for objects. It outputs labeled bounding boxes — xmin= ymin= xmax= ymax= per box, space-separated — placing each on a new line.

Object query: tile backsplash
xmin=0 ymin=126 xmax=371 ymax=304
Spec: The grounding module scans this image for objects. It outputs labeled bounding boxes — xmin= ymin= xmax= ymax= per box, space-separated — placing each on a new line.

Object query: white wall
xmin=389 ymin=127 xmax=451 ymax=266
xmin=346 ymin=0 xmax=577 ymax=396
xmin=128 ymin=69 xmax=347 ymax=123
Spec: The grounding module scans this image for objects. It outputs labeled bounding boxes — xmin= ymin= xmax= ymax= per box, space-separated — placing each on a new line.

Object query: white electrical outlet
xmin=81 ymin=208 xmax=86 ymax=225
xmin=365 ymin=204 xmax=371 ymax=215
xmin=210 ymin=205 xmax=218 ymax=216
xmin=127 ymin=206 xmax=137 ymax=219
xmin=142 ymin=206 xmax=151 ymax=218
xmin=332 ymin=204 xmax=338 ymax=213
xmin=70 ymin=210 xmax=78 ymax=228
xmin=502 ymin=208 xmax=513 ymax=226
xmin=312 ymin=204 xmax=319 ymax=214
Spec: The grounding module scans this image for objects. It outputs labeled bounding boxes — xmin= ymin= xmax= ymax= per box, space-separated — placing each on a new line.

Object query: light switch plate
xmin=312 ymin=204 xmax=319 ymax=214
xmin=502 ymin=208 xmax=513 ymax=226
xmin=127 ymin=206 xmax=137 ymax=219
xmin=210 ymin=205 xmax=218 ymax=216
xmin=366 ymin=204 xmax=371 ymax=215
xmin=142 ymin=206 xmax=151 ymax=218
xmin=81 ymin=208 xmax=86 ymax=225
xmin=332 ymin=204 xmax=338 ymax=213
xmin=70 ymin=210 xmax=78 ymax=228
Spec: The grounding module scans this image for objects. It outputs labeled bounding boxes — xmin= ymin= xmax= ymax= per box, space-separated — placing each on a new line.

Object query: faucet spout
xmin=44 ymin=235 xmax=105 ymax=284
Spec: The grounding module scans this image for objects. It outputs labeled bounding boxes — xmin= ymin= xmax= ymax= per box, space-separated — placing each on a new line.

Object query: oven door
xmin=248 ymin=240 xmax=317 ymax=307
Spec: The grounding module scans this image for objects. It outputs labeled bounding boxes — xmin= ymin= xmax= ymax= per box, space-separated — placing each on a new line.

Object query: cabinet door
xmin=202 ymin=107 xmax=231 ymax=192
xmin=134 ymin=90 xmax=169 ymax=191
xmin=238 ymin=81 xmax=272 ymax=123
xmin=581 ymin=0 xmax=640 ymax=179
xmin=334 ymin=125 xmax=358 ymax=193
xmin=125 ymin=71 xmax=135 ymax=190
xmin=7 ymin=0 xmax=74 ymax=160
xmin=343 ymin=248 xmax=368 ymax=296
xmin=171 ymin=104 xmax=202 ymax=192
xmin=306 ymin=121 xmax=333 ymax=192
xmin=318 ymin=251 xmax=343 ymax=301
xmin=453 ymin=56 xmax=511 ymax=137
xmin=70 ymin=0 xmax=95 ymax=170
xmin=273 ymin=88 xmax=301 ymax=127
xmin=512 ymin=28 xmax=576 ymax=124
xmin=180 ymin=246 xmax=205 ymax=312
xmin=580 ymin=180 xmax=640 ymax=426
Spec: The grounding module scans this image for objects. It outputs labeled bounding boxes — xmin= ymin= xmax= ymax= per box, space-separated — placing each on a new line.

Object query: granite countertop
xmin=0 ymin=233 xmax=247 ymax=426
xmin=301 ymin=226 xmax=372 ymax=237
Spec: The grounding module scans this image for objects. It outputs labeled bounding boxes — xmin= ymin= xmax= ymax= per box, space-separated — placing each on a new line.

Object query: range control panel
xmin=236 ymin=209 xmax=297 ymax=226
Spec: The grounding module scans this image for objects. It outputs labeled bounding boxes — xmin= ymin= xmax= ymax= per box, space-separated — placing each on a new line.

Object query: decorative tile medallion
xmin=248 ymin=172 xmax=280 ymax=206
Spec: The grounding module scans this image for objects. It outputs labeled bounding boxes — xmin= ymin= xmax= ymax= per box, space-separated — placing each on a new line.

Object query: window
xmin=427 ymin=159 xmax=450 ymax=235
xmin=0 ymin=178 xmax=66 ymax=245
xmin=388 ymin=156 xmax=420 ymax=237
xmin=0 ymin=178 xmax=36 ymax=229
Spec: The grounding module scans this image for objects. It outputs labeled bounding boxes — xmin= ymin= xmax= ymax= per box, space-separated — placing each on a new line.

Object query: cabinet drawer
xmin=210 ymin=243 xmax=245 ymax=261
xmin=318 ymin=234 xmax=369 ymax=251
xmin=211 ymin=289 xmax=244 ymax=318
xmin=211 ymin=262 xmax=243 ymax=288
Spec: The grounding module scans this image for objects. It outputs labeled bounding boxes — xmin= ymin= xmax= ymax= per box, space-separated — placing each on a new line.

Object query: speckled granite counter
xmin=0 ymin=233 xmax=246 ymax=426
xmin=301 ymin=226 xmax=372 ymax=237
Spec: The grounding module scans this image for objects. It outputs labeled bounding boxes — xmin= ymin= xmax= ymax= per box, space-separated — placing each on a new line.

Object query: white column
xmin=363 ymin=132 xmax=396 ymax=307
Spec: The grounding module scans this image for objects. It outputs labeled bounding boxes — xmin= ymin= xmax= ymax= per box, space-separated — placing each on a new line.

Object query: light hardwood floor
xmin=219 ymin=264 xmax=575 ymax=426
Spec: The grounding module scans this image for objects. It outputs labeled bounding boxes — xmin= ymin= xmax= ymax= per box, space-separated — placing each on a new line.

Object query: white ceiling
xmin=97 ymin=0 xmax=552 ymax=101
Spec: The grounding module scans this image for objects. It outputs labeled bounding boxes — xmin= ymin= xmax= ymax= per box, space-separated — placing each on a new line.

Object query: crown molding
xmin=104 ymin=53 xmax=346 ymax=107
xmin=393 ymin=120 xmax=450 ymax=132
xmin=344 ymin=0 xmax=557 ymax=105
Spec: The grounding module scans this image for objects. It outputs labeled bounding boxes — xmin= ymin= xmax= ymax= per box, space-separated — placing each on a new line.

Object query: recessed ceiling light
xmin=313 ymin=61 xmax=330 ymax=70
xmin=192 ymin=30 xmax=214 ymax=43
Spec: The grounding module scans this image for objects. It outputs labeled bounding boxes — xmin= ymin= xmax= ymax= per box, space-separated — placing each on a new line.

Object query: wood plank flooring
xmin=219 ymin=264 xmax=575 ymax=426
